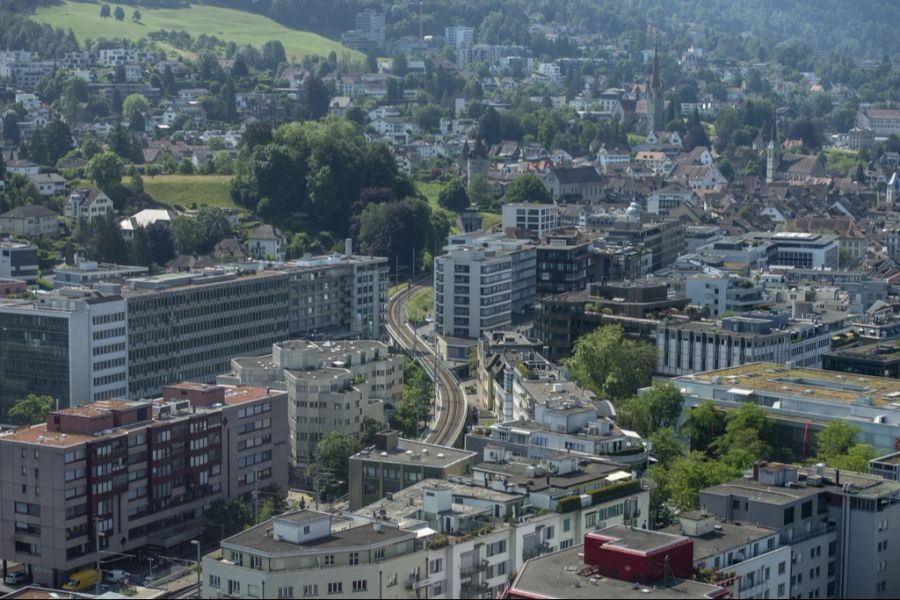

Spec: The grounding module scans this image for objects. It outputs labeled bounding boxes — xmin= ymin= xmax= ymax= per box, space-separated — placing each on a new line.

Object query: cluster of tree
xmin=391 ymin=360 xmax=433 ymax=438
xmin=82 ymin=212 xmax=176 ymax=270
xmin=565 ymin=325 xmax=656 ymax=403
xmin=231 ymin=118 xmax=415 ymax=237
xmin=0 ymin=10 xmax=79 ymax=58
xmin=6 ymin=393 xmax=54 ymax=426
xmin=170 ymin=206 xmax=232 ymax=255
xmin=202 ymin=484 xmax=288 ymax=541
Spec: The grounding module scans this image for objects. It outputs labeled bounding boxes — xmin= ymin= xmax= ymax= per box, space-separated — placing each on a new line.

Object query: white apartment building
xmin=445 ymin=26 xmax=474 ymax=49
xmin=447 ymin=232 xmax=536 ymax=314
xmin=218 ymin=339 xmax=401 ymax=467
xmin=685 ymin=273 xmax=764 ymax=317
xmin=97 ymin=48 xmax=154 ymax=67
xmin=434 ymin=246 xmax=512 ymax=339
xmin=202 ymin=511 xmax=420 ymax=600
xmin=501 ymin=203 xmax=559 ymax=238
xmin=65 ymin=189 xmax=114 ymax=223
xmin=0 ymin=241 xmax=38 ymax=282
xmin=667 ymin=511 xmax=791 ymax=599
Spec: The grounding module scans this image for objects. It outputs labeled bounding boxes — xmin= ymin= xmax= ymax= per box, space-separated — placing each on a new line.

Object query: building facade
xmin=0 ymin=383 xmax=289 ymax=587
xmin=434 ymin=246 xmax=512 ymax=339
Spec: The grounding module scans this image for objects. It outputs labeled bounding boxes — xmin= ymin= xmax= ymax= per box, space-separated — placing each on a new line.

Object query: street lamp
xmin=147 ymin=557 xmax=154 ymax=582
xmin=191 ymin=540 xmax=201 ymax=592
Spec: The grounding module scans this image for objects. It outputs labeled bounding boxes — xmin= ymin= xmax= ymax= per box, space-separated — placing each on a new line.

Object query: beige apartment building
xmin=218 ymin=339 xmax=402 ymax=466
xmin=0 ymin=383 xmax=289 ymax=587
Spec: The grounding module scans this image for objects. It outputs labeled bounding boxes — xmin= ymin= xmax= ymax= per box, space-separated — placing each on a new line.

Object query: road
xmin=386 ymin=283 xmax=467 ymax=447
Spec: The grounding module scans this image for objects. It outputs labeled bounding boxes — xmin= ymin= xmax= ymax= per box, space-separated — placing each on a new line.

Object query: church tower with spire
xmin=766 ymin=112 xmax=780 ymax=183
xmin=647 ymin=41 xmax=665 ymax=135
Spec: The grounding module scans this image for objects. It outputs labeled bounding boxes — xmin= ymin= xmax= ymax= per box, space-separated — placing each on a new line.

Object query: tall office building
xmin=0 ymin=288 xmax=128 ymax=418
xmin=445 ymin=25 xmax=475 ymax=49
xmin=0 ymin=383 xmax=289 ymax=587
xmin=0 ymin=254 xmax=389 ymax=412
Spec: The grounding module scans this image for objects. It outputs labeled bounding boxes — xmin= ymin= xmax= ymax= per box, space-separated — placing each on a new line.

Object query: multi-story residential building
xmin=202 ymin=510 xmax=420 ymax=600
xmin=701 ymin=462 xmax=900 ymax=598
xmin=97 ymin=48 xmax=154 ymax=66
xmin=354 ymin=470 xmax=649 ymax=600
xmin=656 ymin=311 xmax=844 ymax=376
xmin=502 ymin=529 xmax=729 ymax=599
xmin=447 ymin=233 xmax=536 ymax=314
xmin=457 ymin=44 xmax=530 ymax=70
xmin=64 ymin=189 xmax=114 ymax=223
xmin=0 ymin=383 xmax=289 ymax=588
xmin=0 ymin=241 xmax=38 ymax=283
xmin=434 ymin=246 xmax=512 ymax=340
xmin=675 ymin=362 xmax=900 ymax=452
xmin=685 ymin=273 xmax=765 ymax=317
xmin=0 ymin=288 xmax=128 ymax=416
xmin=0 ymin=205 xmax=59 ymax=237
xmin=53 ymin=261 xmax=149 ymax=288
xmin=341 ymin=10 xmax=386 ymax=52
xmin=218 ymin=339 xmax=401 ymax=467
xmin=246 ymin=224 xmax=285 ymax=261
xmin=501 ymin=204 xmax=559 ymax=239
xmin=466 ymin=399 xmax=646 ymax=466
xmin=348 ymin=430 xmax=476 ymax=510
xmin=664 ymin=511 xmax=791 ymax=599
xmin=445 ymin=26 xmax=474 ymax=49
xmin=126 ymin=255 xmax=388 ymax=399
xmin=536 ymin=230 xmax=593 ymax=297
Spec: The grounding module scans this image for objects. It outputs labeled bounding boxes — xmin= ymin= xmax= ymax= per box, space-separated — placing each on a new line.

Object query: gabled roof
xmin=248 ymin=224 xmax=281 ymax=240
xmin=0 ymin=204 xmax=58 ymax=219
xmin=550 ymin=166 xmax=603 ymax=185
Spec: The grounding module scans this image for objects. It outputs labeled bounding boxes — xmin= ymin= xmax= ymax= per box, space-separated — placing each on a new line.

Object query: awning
xmin=727 ymin=388 xmax=755 ymax=396
xmin=606 ymin=471 xmax=632 ymax=482
xmin=414 ymin=527 xmax=436 ymax=538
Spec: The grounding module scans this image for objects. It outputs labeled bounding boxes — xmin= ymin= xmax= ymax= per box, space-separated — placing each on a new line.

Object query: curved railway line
xmin=385 ymin=283 xmax=467 ymax=447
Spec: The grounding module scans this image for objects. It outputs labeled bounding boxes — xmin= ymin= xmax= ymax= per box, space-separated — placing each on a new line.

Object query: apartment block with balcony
xmin=701 ymin=462 xmax=900 ymax=598
xmin=0 ymin=383 xmax=289 ymax=588
xmin=218 ymin=339 xmax=400 ymax=467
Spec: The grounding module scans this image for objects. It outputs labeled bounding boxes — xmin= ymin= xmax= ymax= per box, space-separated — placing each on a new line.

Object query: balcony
xmin=459 ymin=559 xmax=489 ymax=578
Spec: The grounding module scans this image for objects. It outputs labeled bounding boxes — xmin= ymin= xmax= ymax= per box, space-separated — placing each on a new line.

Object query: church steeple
xmin=766 ymin=111 xmax=779 ymax=183
xmin=647 ymin=38 xmax=665 ymax=135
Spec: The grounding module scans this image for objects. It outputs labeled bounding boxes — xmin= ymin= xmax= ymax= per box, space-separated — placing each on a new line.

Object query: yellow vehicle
xmin=62 ymin=568 xmax=98 ymax=591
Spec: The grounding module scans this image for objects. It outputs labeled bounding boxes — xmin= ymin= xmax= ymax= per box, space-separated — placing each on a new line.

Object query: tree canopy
xmin=437 ymin=177 xmax=470 ymax=212
xmin=8 ymin=394 xmax=54 ymax=426
xmin=504 ymin=174 xmax=551 ymax=204
xmin=565 ymin=325 xmax=656 ymax=402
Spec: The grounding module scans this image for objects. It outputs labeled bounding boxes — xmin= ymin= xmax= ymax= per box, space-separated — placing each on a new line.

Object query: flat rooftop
xmin=597 ymin=525 xmax=688 ymax=553
xmin=352 ymin=438 xmax=476 ymax=468
xmin=679 ymin=362 xmax=900 ymax=406
xmin=663 ymin=520 xmax=777 ymax=560
xmin=0 ymin=385 xmax=281 ymax=448
xmin=223 ymin=521 xmax=412 ymax=554
xmin=509 ymin=545 xmax=726 ymax=599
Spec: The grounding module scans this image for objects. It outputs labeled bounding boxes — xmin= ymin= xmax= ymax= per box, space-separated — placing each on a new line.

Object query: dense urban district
xmin=0 ymin=1 xmax=899 ymax=599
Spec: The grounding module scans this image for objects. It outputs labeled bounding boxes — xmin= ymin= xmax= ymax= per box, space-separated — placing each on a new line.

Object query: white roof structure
xmin=119 ymin=209 xmax=172 ymax=232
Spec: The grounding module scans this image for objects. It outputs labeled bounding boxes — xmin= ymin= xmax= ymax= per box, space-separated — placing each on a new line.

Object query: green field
xmin=822 ymin=147 xmax=863 ymax=176
xmin=34 ymin=1 xmax=360 ymax=62
xmin=142 ymin=175 xmax=237 ymax=209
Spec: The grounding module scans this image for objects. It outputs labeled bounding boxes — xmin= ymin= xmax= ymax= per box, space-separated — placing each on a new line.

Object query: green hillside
xmin=141 ymin=175 xmax=237 ymax=210
xmin=33 ymin=1 xmax=360 ymax=62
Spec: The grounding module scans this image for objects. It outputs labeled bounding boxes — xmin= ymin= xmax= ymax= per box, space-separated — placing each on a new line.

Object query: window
xmin=209 ymin=575 xmax=220 ymax=588
xmin=563 ymin=518 xmax=571 ymax=533
xmin=429 ymin=558 xmax=443 ymax=574
xmin=349 ymin=552 xmax=359 ymax=565
xmin=278 ymin=587 xmax=294 ymax=599
xmin=778 ymin=583 xmax=786 ymax=596
xmin=324 ymin=554 xmax=335 ymax=566
xmin=303 ymin=584 xmax=319 ymax=597
xmin=328 ymin=582 xmax=343 ymax=594
xmin=250 ymin=555 xmax=263 ymax=569
xmin=227 ymin=580 xmax=241 ymax=595
xmin=585 ymin=512 xmax=597 ymax=528
xmin=374 ymin=548 xmax=384 ymax=561
xmin=778 ymin=562 xmax=786 ymax=575
xmin=801 ymin=501 xmax=812 ymax=519
xmin=784 ymin=506 xmax=795 ymax=525
xmin=352 ymin=580 xmax=368 ymax=592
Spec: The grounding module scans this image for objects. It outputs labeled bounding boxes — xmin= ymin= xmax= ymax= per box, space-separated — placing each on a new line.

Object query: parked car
xmin=4 ymin=572 xmax=31 ymax=586
xmin=104 ymin=570 xmax=130 ymax=583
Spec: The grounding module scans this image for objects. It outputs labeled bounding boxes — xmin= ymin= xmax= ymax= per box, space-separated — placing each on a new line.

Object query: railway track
xmin=386 ymin=283 xmax=467 ymax=447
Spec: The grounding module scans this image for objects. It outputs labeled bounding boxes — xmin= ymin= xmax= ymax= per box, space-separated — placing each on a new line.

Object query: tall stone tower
xmin=647 ymin=41 xmax=665 ymax=135
xmin=888 ymin=172 xmax=900 ymax=208
xmin=766 ymin=112 xmax=780 ymax=183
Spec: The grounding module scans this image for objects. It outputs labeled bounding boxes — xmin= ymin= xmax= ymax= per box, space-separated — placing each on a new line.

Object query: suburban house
xmin=247 ymin=224 xmax=286 ymax=260
xmin=0 ymin=204 xmax=59 ymax=237
xmin=65 ymin=188 xmax=114 ymax=223
xmin=26 ymin=172 xmax=67 ymax=196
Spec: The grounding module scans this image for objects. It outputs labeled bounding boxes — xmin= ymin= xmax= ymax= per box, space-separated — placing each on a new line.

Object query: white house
xmin=247 ymin=224 xmax=285 ymax=260
xmin=65 ymin=188 xmax=114 ymax=223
